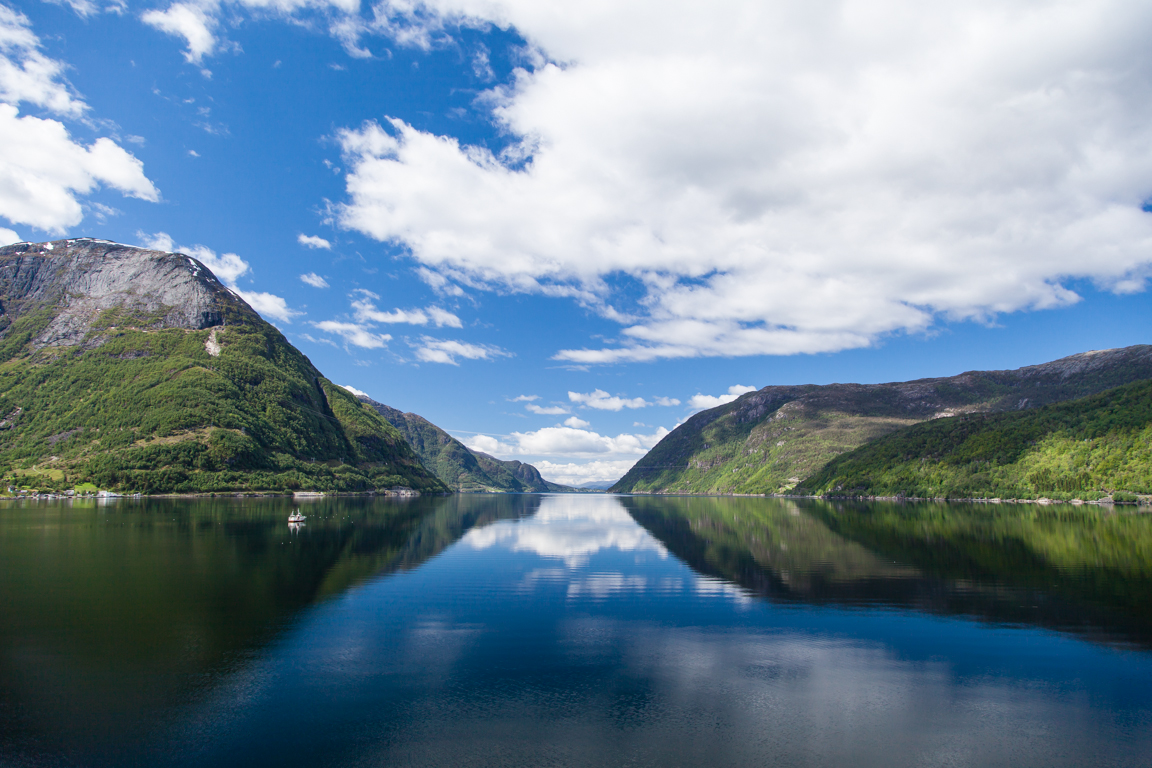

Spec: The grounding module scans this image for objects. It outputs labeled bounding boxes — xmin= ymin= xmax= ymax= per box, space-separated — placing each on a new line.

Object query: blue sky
xmin=1 ymin=0 xmax=1151 ymax=484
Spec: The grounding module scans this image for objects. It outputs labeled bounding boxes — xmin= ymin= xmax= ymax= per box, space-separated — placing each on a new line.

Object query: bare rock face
xmin=0 ymin=238 xmax=258 ymax=349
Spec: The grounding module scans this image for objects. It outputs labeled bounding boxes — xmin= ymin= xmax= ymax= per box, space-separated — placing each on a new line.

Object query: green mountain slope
xmin=611 ymin=345 xmax=1152 ymax=495
xmin=0 ymin=239 xmax=446 ymax=495
xmin=358 ymin=395 xmax=574 ymax=492
xmin=800 ymin=379 xmax=1152 ymax=500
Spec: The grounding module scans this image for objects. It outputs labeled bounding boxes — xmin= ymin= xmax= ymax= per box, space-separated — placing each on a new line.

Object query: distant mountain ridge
xmin=0 ymin=239 xmax=446 ymax=494
xmin=357 ymin=395 xmax=575 ymax=493
xmin=611 ymin=345 xmax=1152 ymax=495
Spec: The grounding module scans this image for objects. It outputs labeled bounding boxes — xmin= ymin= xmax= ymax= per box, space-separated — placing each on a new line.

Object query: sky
xmin=1 ymin=0 xmax=1151 ymax=485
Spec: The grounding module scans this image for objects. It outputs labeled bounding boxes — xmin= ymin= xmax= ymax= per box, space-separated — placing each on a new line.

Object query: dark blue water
xmin=1 ymin=494 xmax=1150 ymax=766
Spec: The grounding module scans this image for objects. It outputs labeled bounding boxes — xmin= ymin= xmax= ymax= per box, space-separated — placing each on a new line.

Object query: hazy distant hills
xmin=612 ymin=346 xmax=1152 ymax=498
xmin=0 ymin=239 xmax=446 ymax=495
xmin=358 ymin=396 xmax=577 ymax=493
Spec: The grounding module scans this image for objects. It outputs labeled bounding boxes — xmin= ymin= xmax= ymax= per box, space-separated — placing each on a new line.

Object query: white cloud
xmin=511 ymin=394 xmax=538 ymax=402
xmin=563 ymin=416 xmax=590 ymax=429
xmin=534 ymin=460 xmax=634 ymax=488
xmin=141 ymin=3 xmax=219 ymax=64
xmin=300 ymin=272 xmax=329 ymax=288
xmin=0 ymin=5 xmax=86 ymax=117
xmin=182 ymin=244 xmax=251 ymax=286
xmin=142 ymin=0 xmax=365 ymax=66
xmin=298 ymin=233 xmax=331 ymax=249
xmin=137 ymin=231 xmax=302 ymax=323
xmin=0 ymin=106 xmax=159 ymax=233
xmin=413 ymin=336 xmax=509 ymax=365
xmin=462 ymin=494 xmax=665 ymax=567
xmin=461 ymin=424 xmax=669 ymax=460
xmin=569 ymin=389 xmax=649 ymax=411
xmin=687 ymin=384 xmax=758 ymax=412
xmin=138 ymin=230 xmax=176 ymax=252
xmin=351 ymin=294 xmax=462 ymax=327
xmin=426 ymin=305 xmax=463 ymax=328
xmin=462 ymin=433 xmax=504 ymax=455
xmin=526 ymin=403 xmax=568 ymax=415
xmin=0 ymin=10 xmax=159 ymax=233
xmin=234 ymin=289 xmax=302 ymax=323
xmin=339 ymin=383 xmax=370 ymax=398
xmin=332 ymin=0 xmax=1152 ymax=362
xmin=314 ymin=320 xmax=391 ymax=348
xmin=44 ymin=0 xmax=101 ymax=18
xmin=654 ymin=396 xmax=681 ymax=406
xmin=0 ymin=226 xmax=19 ymax=245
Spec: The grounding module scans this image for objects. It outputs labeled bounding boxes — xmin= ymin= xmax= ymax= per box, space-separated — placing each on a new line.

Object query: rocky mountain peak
xmin=0 ymin=238 xmax=257 ymax=350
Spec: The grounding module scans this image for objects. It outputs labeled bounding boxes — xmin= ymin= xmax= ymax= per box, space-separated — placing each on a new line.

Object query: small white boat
xmin=288 ymin=511 xmax=306 ymax=523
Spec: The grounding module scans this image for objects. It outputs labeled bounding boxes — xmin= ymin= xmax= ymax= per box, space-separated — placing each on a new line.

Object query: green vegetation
xmin=362 ymin=397 xmax=573 ymax=492
xmin=612 ymin=346 xmax=1152 ymax=495
xmin=0 ymin=245 xmax=446 ymax=495
xmin=801 ymin=380 xmax=1152 ymax=500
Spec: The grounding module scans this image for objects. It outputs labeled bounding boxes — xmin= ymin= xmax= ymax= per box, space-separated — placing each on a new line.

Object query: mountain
xmin=0 ymin=239 xmax=446 ymax=495
xmin=611 ymin=345 xmax=1152 ymax=495
xmin=356 ymin=396 xmax=574 ymax=492
xmin=800 ymin=378 xmax=1152 ymax=501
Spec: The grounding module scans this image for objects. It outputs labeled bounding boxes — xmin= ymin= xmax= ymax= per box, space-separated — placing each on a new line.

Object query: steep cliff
xmin=0 ymin=239 xmax=446 ymax=494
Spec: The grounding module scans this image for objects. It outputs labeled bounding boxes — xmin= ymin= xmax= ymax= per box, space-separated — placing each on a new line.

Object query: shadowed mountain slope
xmin=358 ymin=396 xmax=574 ymax=492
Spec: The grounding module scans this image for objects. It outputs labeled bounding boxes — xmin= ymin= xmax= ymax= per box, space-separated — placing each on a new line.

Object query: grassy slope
xmin=800 ymin=380 xmax=1152 ymax=500
xmin=612 ymin=347 xmax=1152 ymax=495
xmin=0 ymin=313 xmax=446 ymax=494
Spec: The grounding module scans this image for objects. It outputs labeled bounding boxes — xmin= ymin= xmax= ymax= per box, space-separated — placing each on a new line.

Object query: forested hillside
xmin=0 ymin=239 xmax=445 ymax=494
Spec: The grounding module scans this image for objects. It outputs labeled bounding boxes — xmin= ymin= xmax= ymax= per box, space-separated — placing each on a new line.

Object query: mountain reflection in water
xmin=624 ymin=496 xmax=1152 ymax=647
xmin=0 ymin=494 xmax=1149 ymax=768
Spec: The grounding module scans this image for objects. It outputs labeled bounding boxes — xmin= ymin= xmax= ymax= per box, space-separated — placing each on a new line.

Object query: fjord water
xmin=1 ymin=496 xmax=1150 ymax=767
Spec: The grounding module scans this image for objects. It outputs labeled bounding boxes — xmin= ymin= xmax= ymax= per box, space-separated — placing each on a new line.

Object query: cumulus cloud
xmin=332 ymin=0 xmax=1152 ymax=362
xmin=0 ymin=106 xmax=159 ymax=233
xmin=298 ymin=233 xmax=331 ymax=249
xmin=526 ymin=403 xmax=568 ymax=415
xmin=237 ymin=290 xmax=303 ymax=323
xmin=687 ymin=384 xmax=758 ymax=412
xmin=300 ymin=272 xmax=329 ymax=288
xmin=461 ymin=424 xmax=669 ymax=461
xmin=137 ymin=230 xmax=301 ymax=323
xmin=511 ymin=394 xmax=538 ymax=402
xmin=563 ymin=416 xmax=590 ymax=429
xmin=0 ymin=8 xmax=159 ymax=233
xmin=413 ymin=336 xmax=509 ymax=365
xmin=314 ymin=319 xmax=391 ymax=348
xmin=0 ymin=225 xmax=19 ymax=245
xmin=339 ymin=383 xmax=370 ymax=398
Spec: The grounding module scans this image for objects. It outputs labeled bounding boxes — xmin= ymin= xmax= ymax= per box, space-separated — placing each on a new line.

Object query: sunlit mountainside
xmin=613 ymin=346 xmax=1152 ymax=499
xmin=0 ymin=239 xmax=445 ymax=494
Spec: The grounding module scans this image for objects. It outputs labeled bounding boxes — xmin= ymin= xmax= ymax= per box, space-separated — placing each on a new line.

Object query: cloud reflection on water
xmin=462 ymin=494 xmax=666 ymax=567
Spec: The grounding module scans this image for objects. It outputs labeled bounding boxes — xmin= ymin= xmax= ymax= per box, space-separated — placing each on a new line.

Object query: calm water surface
xmin=1 ymin=494 xmax=1150 ymax=767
